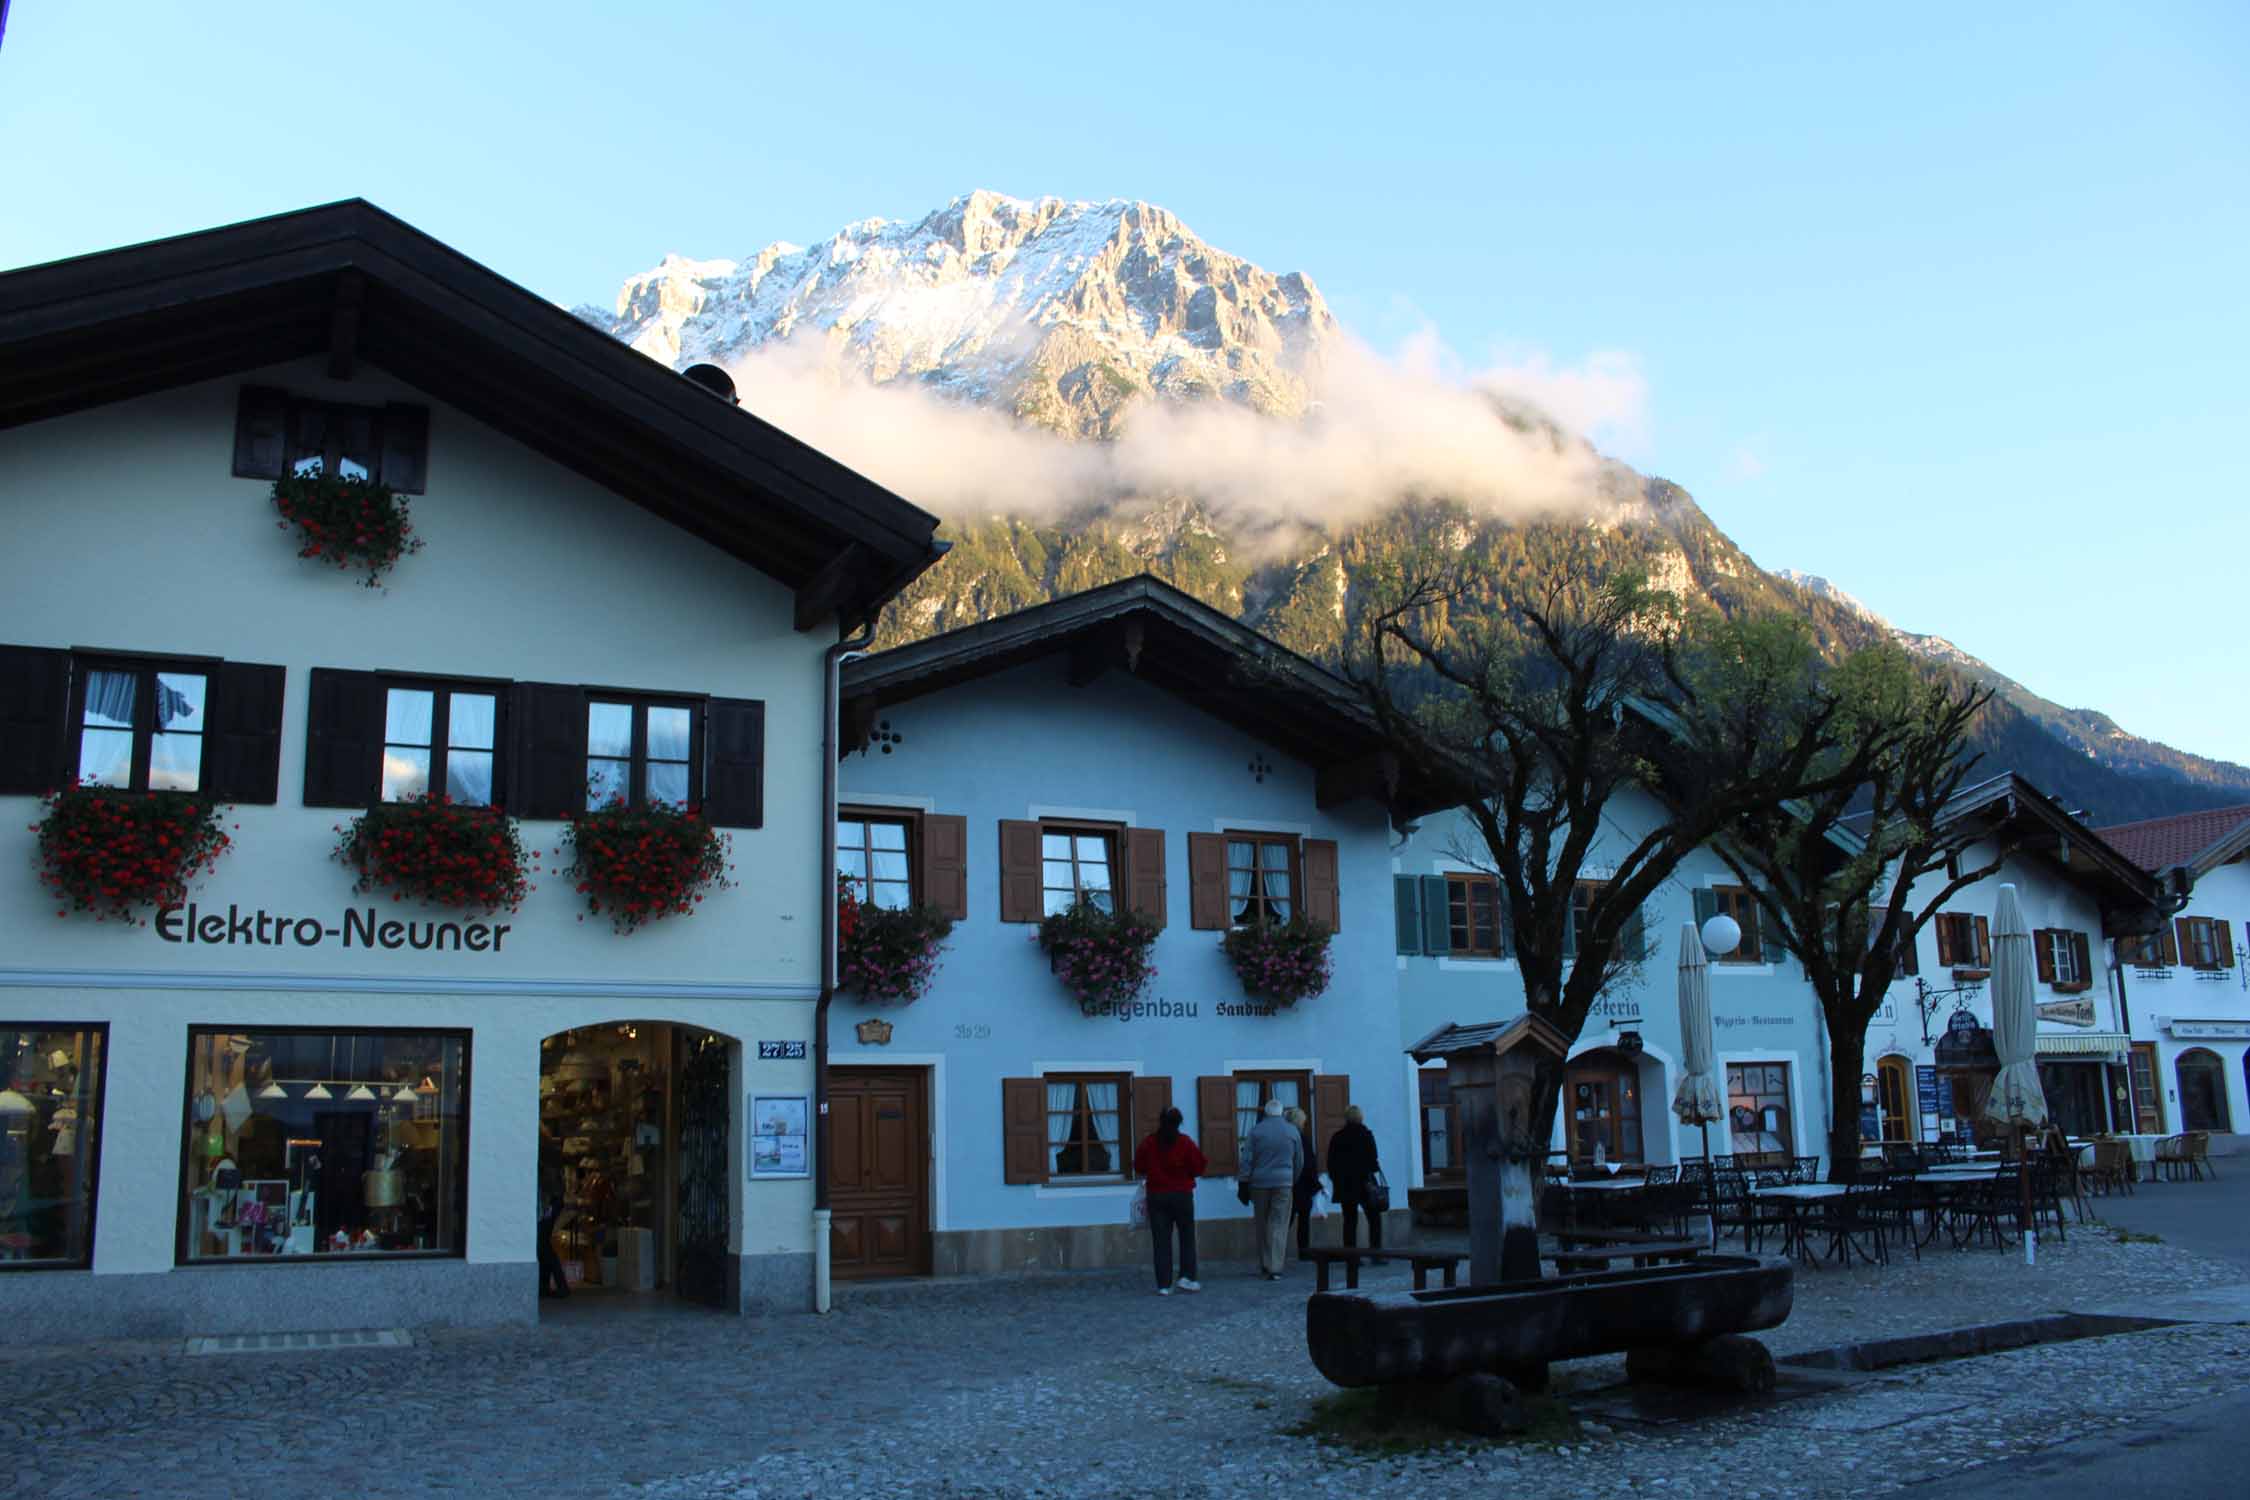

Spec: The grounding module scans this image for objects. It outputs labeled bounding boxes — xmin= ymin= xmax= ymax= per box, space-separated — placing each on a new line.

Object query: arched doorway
xmin=538 ymin=1022 xmax=735 ymax=1310
xmin=2176 ymin=1048 xmax=2232 ymax=1133
xmin=1875 ymin=1055 xmax=1917 ymax=1145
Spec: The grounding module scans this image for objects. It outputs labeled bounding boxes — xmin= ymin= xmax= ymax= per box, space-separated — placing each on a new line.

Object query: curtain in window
xmin=1235 ymin=1078 xmax=1262 ymax=1144
xmin=1085 ymin=1081 xmax=1120 ymax=1159
xmin=1046 ymin=1081 xmax=1076 ymax=1172
xmin=84 ymin=670 xmax=136 ymax=729
xmin=154 ymin=674 xmax=203 ymax=731
xmin=1261 ymin=841 xmax=1293 ymax=919
xmin=1228 ymin=841 xmax=1255 ymax=922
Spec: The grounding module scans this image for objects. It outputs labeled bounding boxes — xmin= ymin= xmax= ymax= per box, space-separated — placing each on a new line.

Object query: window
xmin=838 ymin=813 xmax=915 ymax=910
xmin=1042 ymin=826 xmax=1117 ymax=916
xmin=1043 ymin=1074 xmax=1126 ymax=1178
xmin=0 ymin=1024 xmax=107 ymax=1269
xmin=381 ymin=684 xmax=498 ymax=805
xmin=2126 ymin=926 xmax=2177 ymax=968
xmin=1418 ymin=1068 xmax=1458 ymax=1179
xmin=2128 ymin=1043 xmax=2165 ymax=1134
xmin=1725 ymin=1062 xmax=1792 ymax=1167
xmin=1447 ymin=873 xmax=1504 ymax=956
xmin=232 ymin=387 xmax=429 ymax=493
xmin=1233 ymin=1070 xmax=1311 ymax=1145
xmin=1712 ymin=886 xmax=1763 ymax=964
xmin=180 ymin=1029 xmax=467 ymax=1262
xmin=1566 ymin=1054 xmax=1644 ymax=1165
xmin=1934 ymin=912 xmax=1990 ymax=973
xmin=73 ymin=659 xmax=208 ymax=793
xmin=2176 ymin=1049 xmax=2232 ymax=1133
xmin=2178 ymin=916 xmax=2227 ymax=971
xmin=2036 ymin=928 xmax=2092 ymax=992
xmin=586 ymin=698 xmax=696 ymax=811
xmin=1226 ymin=833 xmax=1299 ymax=925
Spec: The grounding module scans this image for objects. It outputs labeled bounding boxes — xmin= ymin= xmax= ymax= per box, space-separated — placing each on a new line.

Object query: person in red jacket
xmin=1132 ymin=1106 xmax=1207 ymax=1294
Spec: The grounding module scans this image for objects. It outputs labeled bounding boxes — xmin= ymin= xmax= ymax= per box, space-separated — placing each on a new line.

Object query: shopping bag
xmin=1365 ymin=1170 xmax=1391 ymax=1215
xmin=1128 ymin=1184 xmax=1148 ymax=1229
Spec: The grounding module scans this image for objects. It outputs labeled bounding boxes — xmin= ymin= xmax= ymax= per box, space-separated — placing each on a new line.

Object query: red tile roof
xmin=2092 ymin=804 xmax=2250 ymax=873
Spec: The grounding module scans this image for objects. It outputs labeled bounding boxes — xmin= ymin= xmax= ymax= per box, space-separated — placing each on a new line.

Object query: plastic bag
xmin=1128 ymin=1184 xmax=1148 ymax=1229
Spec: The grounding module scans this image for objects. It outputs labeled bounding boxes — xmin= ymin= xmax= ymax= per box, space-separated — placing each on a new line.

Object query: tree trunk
xmin=1826 ymin=1023 xmax=1868 ymax=1183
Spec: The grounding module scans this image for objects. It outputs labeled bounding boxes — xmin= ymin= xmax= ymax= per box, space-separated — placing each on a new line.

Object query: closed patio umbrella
xmin=1981 ymin=883 xmax=2048 ymax=1261
xmin=1672 ymin=922 xmax=1725 ymax=1246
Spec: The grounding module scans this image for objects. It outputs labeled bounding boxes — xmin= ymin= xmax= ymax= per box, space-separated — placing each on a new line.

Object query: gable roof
xmin=2094 ymin=803 xmax=2250 ymax=878
xmin=841 ymin=575 xmax=1465 ymax=819
xmin=0 ymin=199 xmax=945 ymax=632
xmin=1925 ymin=771 xmax=2162 ymax=913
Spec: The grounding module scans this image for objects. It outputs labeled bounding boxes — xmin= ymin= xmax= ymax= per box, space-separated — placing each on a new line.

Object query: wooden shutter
xmin=1419 ymin=874 xmax=1451 ymax=953
xmin=300 ymin=668 xmax=383 ymax=807
xmin=2176 ymin=918 xmax=2197 ymax=969
xmin=1187 ymin=832 xmax=1228 ymax=930
xmin=203 ymin=661 xmax=286 ymax=804
xmin=1394 ymin=875 xmax=1422 ymax=954
xmin=508 ymin=682 xmax=587 ymax=819
xmin=1303 ymin=838 xmax=1340 ymax=930
xmin=377 ymin=403 xmax=430 ymax=494
xmin=1001 ymin=1078 xmax=1049 ymax=1185
xmin=1758 ymin=893 xmax=1787 ymax=963
xmin=0 ymin=645 xmax=72 ymax=795
xmin=2215 ymin=921 xmax=2235 ymax=969
xmin=1889 ymin=906 xmax=1919 ymax=976
xmin=922 ymin=813 xmax=968 ymax=920
xmin=1692 ymin=887 xmax=1718 ymax=930
xmin=231 ymin=386 xmax=290 ymax=479
xmin=1934 ymin=914 xmax=1956 ymax=966
xmin=703 ymin=697 xmax=764 ymax=828
xmin=1313 ymin=1074 xmax=1351 ymax=1167
xmin=2159 ymin=923 xmax=2178 ymax=966
xmin=998 ymin=820 xmax=1042 ymax=922
xmin=1129 ymin=1075 xmax=1172 ymax=1177
xmin=2069 ymin=932 xmax=2092 ymax=989
xmin=1125 ymin=826 xmax=1167 ymax=927
xmin=1973 ymin=916 xmax=1991 ymax=968
xmin=1196 ymin=1075 xmax=1238 ymax=1177
xmin=2034 ymin=929 xmax=2057 ymax=984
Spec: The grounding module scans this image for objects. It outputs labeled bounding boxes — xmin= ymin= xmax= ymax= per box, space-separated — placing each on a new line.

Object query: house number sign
xmin=756 ymin=1041 xmax=808 ymax=1060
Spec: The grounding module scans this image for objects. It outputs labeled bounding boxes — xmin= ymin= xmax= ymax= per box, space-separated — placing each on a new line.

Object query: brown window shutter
xmin=1313 ymin=1074 xmax=1351 ymax=1166
xmin=997 ymin=820 xmax=1041 ymax=922
xmin=2160 ymin=923 xmax=2178 ymax=966
xmin=231 ymin=386 xmax=290 ymax=479
xmin=2070 ymin=931 xmax=2092 ymax=988
xmin=1125 ymin=827 xmax=1168 ymax=927
xmin=702 ymin=697 xmax=765 ymax=828
xmin=1196 ymin=1075 xmax=1238 ymax=1176
xmin=1304 ymin=838 xmax=1341 ymax=930
xmin=2215 ymin=921 xmax=2235 ymax=969
xmin=1128 ymin=1075 xmax=1172 ymax=1176
xmin=2035 ymin=930 xmax=2057 ymax=985
xmin=922 ymin=813 xmax=968 ymax=920
xmin=1974 ymin=916 xmax=1991 ymax=968
xmin=377 ymin=403 xmax=431 ymax=494
xmin=510 ymin=682 xmax=588 ymax=820
xmin=1935 ymin=916 xmax=1956 ymax=967
xmin=1001 ymin=1077 xmax=1050 ymax=1185
xmin=301 ymin=668 xmax=384 ymax=808
xmin=0 ymin=645 xmax=72 ymax=796
xmin=2176 ymin=917 xmax=2196 ymax=969
xmin=1187 ymin=832 xmax=1228 ymax=930
xmin=203 ymin=661 xmax=287 ymax=804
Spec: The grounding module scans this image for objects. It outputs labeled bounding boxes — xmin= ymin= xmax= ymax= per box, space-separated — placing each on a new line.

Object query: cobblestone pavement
xmin=2 ymin=1212 xmax=2241 ymax=1500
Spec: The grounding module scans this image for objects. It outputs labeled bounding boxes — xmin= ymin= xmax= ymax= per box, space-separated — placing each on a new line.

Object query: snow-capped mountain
xmin=576 ymin=190 xmax=1335 ymax=439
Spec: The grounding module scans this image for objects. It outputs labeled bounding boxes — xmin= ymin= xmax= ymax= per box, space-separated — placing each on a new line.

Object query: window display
xmin=0 ymin=1025 xmax=106 ymax=1268
xmin=181 ymin=1029 xmax=467 ymax=1261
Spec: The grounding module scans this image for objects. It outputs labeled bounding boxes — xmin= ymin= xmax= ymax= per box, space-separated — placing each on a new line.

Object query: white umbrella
xmin=1982 ymin=883 xmax=2047 ymax=1263
xmin=1672 ymin=922 xmax=1725 ymax=1246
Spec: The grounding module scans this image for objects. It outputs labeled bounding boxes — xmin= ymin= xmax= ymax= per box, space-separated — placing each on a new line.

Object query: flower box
xmin=838 ymin=875 xmax=953 ymax=1002
xmin=272 ymin=468 xmax=424 ymax=587
xmin=561 ymin=801 xmax=731 ymax=933
xmin=334 ymin=794 xmax=529 ymax=914
xmin=1220 ymin=912 xmax=1334 ymax=1005
xmin=1037 ymin=896 xmax=1160 ymax=1012
xmin=34 ymin=786 xmax=233 ymax=923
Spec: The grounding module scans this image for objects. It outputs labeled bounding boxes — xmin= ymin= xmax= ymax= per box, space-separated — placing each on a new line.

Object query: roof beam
xmin=794 ymin=542 xmax=872 ymax=633
xmin=1316 ymin=749 xmax=1402 ymax=810
xmin=326 ymin=270 xmax=363 ymax=381
xmin=1066 ymin=618 xmax=1146 ymax=687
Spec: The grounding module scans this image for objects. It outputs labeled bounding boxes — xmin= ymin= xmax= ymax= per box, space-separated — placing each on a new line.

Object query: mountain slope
xmin=581 ymin=192 xmax=2247 ymax=826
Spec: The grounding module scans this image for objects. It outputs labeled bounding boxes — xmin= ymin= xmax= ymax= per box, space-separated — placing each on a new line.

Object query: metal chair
xmin=1790 ymin=1155 xmax=1822 ymax=1184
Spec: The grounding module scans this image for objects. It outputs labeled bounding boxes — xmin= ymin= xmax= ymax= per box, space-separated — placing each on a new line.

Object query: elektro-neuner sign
xmin=155 ymin=904 xmax=512 ymax=953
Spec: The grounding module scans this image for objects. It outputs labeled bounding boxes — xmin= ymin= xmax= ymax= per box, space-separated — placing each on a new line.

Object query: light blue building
xmin=830 ymin=577 xmax=1451 ymax=1277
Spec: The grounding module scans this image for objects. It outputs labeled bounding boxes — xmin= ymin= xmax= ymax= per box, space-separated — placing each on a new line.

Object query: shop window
xmin=1446 ymin=873 xmax=1503 ymax=956
xmin=838 ymin=812 xmax=915 ymax=910
xmin=2176 ymin=1049 xmax=2232 ymax=1133
xmin=1418 ymin=1068 xmax=1458 ymax=1179
xmin=381 ymin=683 xmax=499 ymax=806
xmin=586 ymin=697 xmax=697 ymax=811
xmin=180 ymin=1029 xmax=468 ymax=1262
xmin=1726 ymin=1062 xmax=1793 ymax=1167
xmin=1566 ymin=1055 xmax=1644 ymax=1165
xmin=1226 ymin=833 xmax=1299 ymax=925
xmin=0 ymin=1025 xmax=107 ymax=1269
xmin=1044 ymin=1074 xmax=1126 ymax=1177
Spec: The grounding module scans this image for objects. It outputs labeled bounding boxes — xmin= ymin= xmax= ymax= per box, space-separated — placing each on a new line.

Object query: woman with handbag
xmin=1131 ymin=1107 xmax=1206 ymax=1295
xmin=1327 ymin=1105 xmax=1386 ymax=1257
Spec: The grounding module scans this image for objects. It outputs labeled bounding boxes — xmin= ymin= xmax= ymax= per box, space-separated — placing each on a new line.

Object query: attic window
xmin=231 ymin=386 xmax=430 ymax=493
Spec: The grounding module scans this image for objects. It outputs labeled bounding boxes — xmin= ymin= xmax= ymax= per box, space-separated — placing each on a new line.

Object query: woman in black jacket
xmin=1327 ymin=1105 xmax=1383 ymax=1254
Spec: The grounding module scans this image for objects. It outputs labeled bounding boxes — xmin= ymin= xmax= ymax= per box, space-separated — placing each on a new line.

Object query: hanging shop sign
xmin=2036 ymin=997 xmax=2097 ymax=1028
xmin=155 ymin=903 xmax=512 ymax=954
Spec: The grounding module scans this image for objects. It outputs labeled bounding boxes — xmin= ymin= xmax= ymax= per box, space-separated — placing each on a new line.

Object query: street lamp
xmin=1699 ymin=912 xmax=1741 ymax=960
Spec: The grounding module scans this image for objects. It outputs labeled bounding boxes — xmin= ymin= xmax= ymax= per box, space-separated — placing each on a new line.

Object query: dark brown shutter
xmin=231 ymin=386 xmax=290 ymax=479
xmin=2069 ymin=932 xmax=2092 ymax=989
xmin=203 ymin=661 xmax=286 ymax=804
xmin=1935 ymin=916 xmax=1956 ymax=966
xmin=920 ymin=813 xmax=968 ymax=919
xmin=1196 ymin=1076 xmax=1238 ymax=1177
xmin=377 ymin=403 xmax=430 ymax=494
xmin=0 ymin=645 xmax=72 ymax=795
xmin=1974 ymin=916 xmax=1991 ymax=968
xmin=1304 ymin=838 xmax=1340 ymax=931
xmin=703 ymin=697 xmax=764 ymax=828
xmin=2176 ymin=918 xmax=2197 ymax=969
xmin=1128 ymin=1075 xmax=1172 ymax=1176
xmin=997 ymin=820 xmax=1041 ymax=922
xmin=506 ymin=682 xmax=586 ymax=819
xmin=1314 ymin=1074 xmax=1351 ymax=1167
xmin=1126 ymin=827 xmax=1167 ymax=927
xmin=1188 ymin=832 xmax=1228 ymax=930
xmin=301 ymin=668 xmax=383 ymax=807
xmin=2160 ymin=923 xmax=2178 ymax=966
xmin=1001 ymin=1077 xmax=1049 ymax=1185
xmin=2215 ymin=921 xmax=2235 ymax=969
xmin=2034 ymin=929 xmax=2057 ymax=984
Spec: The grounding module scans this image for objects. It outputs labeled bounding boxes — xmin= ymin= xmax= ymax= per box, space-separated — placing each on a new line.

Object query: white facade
xmin=2121 ymin=856 xmax=2250 ymax=1144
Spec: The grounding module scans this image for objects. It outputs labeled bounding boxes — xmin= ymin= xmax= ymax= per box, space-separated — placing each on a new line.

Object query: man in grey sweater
xmin=1238 ymin=1099 xmax=1304 ymax=1280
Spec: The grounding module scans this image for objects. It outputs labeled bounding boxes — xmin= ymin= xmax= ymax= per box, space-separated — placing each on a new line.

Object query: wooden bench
xmin=1304 ymin=1245 xmax=1468 ymax=1293
xmin=1548 ymin=1238 xmax=1706 ymax=1274
xmin=1553 ymin=1227 xmax=1677 ymax=1250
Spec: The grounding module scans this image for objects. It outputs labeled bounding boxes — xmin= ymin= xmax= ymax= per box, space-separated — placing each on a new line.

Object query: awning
xmin=2035 ymin=1032 xmax=2129 ymax=1058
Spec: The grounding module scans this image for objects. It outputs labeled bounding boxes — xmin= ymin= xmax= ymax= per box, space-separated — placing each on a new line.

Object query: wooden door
xmin=2128 ymin=1043 xmax=2164 ymax=1135
xmin=1877 ymin=1056 xmax=1915 ymax=1144
xmin=828 ymin=1068 xmax=930 ymax=1279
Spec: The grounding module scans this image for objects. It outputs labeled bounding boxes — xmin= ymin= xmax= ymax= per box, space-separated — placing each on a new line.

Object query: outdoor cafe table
xmin=1557 ymin=1177 xmax=1650 ymax=1234
xmin=1899 ymin=1168 xmax=2003 ymax=1248
xmin=1749 ymin=1183 xmax=1849 ymax=1262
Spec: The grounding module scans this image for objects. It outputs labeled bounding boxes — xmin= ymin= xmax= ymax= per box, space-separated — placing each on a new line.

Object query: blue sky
xmin=5 ymin=2 xmax=2245 ymax=769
